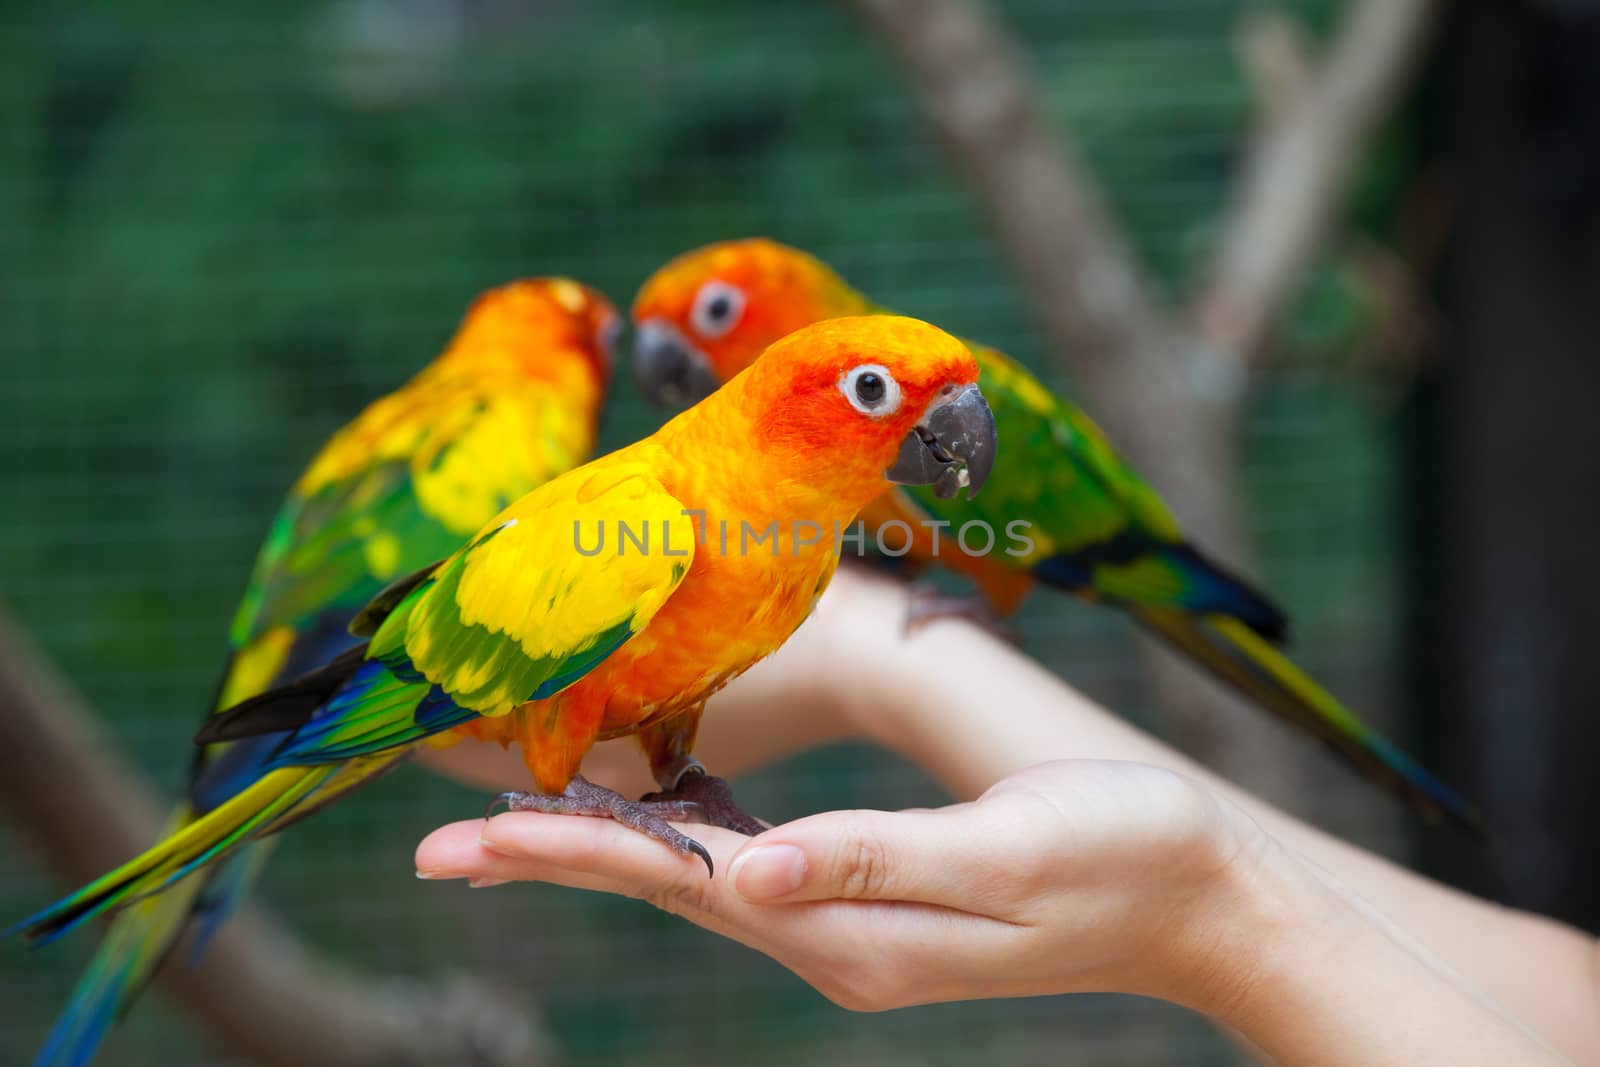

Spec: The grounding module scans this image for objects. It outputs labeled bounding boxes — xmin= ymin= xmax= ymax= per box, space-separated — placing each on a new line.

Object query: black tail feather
xmin=194 ymin=645 xmax=367 ymax=746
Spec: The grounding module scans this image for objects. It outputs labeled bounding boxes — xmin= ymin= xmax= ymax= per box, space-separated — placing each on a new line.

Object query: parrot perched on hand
xmin=24 ymin=278 xmax=620 ymax=1067
xmin=17 ymin=316 xmax=996 ymax=939
xmin=630 ymin=238 xmax=1481 ymax=833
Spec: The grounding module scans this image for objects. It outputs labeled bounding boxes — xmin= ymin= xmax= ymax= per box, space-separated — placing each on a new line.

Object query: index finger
xmin=726 ymin=802 xmax=1033 ymax=915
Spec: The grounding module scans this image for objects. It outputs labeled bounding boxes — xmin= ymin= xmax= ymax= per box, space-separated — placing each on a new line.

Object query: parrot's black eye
xmin=690 ymin=281 xmax=746 ymax=340
xmin=840 ymin=363 xmax=901 ymax=417
xmin=855 ymin=373 xmax=885 ymax=405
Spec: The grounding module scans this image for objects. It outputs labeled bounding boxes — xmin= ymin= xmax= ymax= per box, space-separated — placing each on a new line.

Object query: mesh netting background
xmin=1 ymin=1 xmax=1412 ymax=1063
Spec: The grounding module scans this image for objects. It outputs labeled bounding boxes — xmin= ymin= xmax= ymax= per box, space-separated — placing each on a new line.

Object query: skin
xmin=420 ymin=565 xmax=1600 ymax=1065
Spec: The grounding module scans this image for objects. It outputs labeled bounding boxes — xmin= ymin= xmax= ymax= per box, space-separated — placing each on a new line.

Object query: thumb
xmin=726 ymin=804 xmax=1017 ymax=908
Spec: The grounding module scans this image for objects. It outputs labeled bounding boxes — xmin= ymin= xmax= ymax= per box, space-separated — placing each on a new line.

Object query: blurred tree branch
xmin=1236 ymin=12 xmax=1314 ymax=133
xmin=0 ymin=609 xmax=551 ymax=1067
xmin=1197 ymin=0 xmax=1440 ymax=370
xmin=845 ymin=0 xmax=1440 ymax=811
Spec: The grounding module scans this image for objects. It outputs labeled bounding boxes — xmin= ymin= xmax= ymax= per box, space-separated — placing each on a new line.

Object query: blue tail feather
xmin=31 ymin=879 xmax=204 ymax=1067
xmin=186 ymin=843 xmax=271 ymax=965
xmin=1031 ymin=537 xmax=1289 ymax=643
xmin=34 ymin=958 xmax=123 ymax=1067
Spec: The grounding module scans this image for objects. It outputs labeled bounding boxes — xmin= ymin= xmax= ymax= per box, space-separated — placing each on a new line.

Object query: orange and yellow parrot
xmin=25 ymin=278 xmax=618 ymax=1067
xmin=630 ymin=238 xmax=1480 ymax=833
xmin=17 ymin=316 xmax=996 ymax=946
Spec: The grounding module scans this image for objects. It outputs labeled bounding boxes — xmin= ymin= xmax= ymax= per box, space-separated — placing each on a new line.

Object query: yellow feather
xmin=452 ymin=465 xmax=694 ymax=659
xmin=216 ymin=627 xmax=296 ymax=710
xmin=394 ymin=461 xmax=697 ymax=715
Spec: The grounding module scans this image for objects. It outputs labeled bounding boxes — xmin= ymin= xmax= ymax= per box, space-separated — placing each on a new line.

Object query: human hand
xmin=418 ymin=758 xmax=1573 ymax=1065
xmin=414 ymin=566 xmax=1590 ymax=1063
xmin=415 ymin=759 xmax=1278 ymax=1013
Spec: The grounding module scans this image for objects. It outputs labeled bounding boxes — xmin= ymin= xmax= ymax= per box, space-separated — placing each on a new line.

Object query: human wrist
xmin=1139 ymin=815 xmax=1354 ymax=1022
xmin=1157 ymin=829 xmax=1567 ymax=1067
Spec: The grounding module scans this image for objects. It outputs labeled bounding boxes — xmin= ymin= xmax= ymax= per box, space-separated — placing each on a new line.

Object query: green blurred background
xmin=7 ymin=0 xmax=1588 ymax=1064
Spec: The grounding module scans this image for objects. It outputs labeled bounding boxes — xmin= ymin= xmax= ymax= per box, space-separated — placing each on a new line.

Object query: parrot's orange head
xmin=452 ymin=277 xmax=619 ymax=389
xmin=730 ymin=315 xmax=996 ymax=503
xmin=631 ymin=238 xmax=867 ymax=406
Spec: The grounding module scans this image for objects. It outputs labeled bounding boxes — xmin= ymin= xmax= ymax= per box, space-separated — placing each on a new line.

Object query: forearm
xmin=1182 ymin=839 xmax=1570 ymax=1067
xmin=858 ymin=613 xmax=1600 ymax=1061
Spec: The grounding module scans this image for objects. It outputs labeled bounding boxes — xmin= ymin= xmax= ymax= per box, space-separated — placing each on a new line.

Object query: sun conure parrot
xmin=16 ymin=315 xmax=996 ymax=952
xmin=630 ymin=237 xmax=1480 ymax=833
xmin=24 ymin=278 xmax=620 ymax=1067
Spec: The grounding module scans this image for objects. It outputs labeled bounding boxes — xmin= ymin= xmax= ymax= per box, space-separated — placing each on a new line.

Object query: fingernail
xmin=729 ymin=844 xmax=807 ymax=901
xmin=416 ymin=870 xmax=460 ymax=880
xmin=468 ymin=877 xmax=509 ymax=889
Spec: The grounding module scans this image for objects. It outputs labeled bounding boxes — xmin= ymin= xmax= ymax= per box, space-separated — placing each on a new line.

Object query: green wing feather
xmin=230 ymin=384 xmax=584 ymax=651
xmin=895 ymin=343 xmax=1285 ymax=634
xmin=228 ymin=458 xmax=478 ymax=650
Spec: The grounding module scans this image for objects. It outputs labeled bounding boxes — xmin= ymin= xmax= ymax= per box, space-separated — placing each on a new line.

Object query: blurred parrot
xmin=630 ymin=238 xmax=1480 ymax=833
xmin=25 ymin=278 xmax=620 ymax=1067
xmin=16 ymin=315 xmax=996 ymax=945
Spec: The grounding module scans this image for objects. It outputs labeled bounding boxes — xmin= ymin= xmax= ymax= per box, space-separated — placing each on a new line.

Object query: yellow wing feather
xmin=396 ymin=461 xmax=696 ymax=716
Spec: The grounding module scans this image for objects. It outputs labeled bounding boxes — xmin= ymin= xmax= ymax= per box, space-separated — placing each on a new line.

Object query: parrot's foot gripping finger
xmin=642 ymin=769 xmax=770 ymax=838
xmin=487 ymin=776 xmax=714 ymax=877
xmin=904 ymin=585 xmax=1022 ymax=645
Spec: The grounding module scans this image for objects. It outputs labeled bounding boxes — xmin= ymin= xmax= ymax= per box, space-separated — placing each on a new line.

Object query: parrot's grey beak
xmin=633 ymin=320 xmax=721 ymax=409
xmin=886 ymin=383 xmax=997 ymax=499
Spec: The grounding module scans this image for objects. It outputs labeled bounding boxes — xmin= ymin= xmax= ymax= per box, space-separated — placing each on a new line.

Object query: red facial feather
xmin=738 ymin=316 xmax=978 ymax=481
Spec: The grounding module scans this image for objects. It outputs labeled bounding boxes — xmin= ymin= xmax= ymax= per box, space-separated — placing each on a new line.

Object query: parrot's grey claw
xmin=687 ymin=839 xmax=714 ymax=878
xmin=484 ymin=792 xmax=520 ymax=820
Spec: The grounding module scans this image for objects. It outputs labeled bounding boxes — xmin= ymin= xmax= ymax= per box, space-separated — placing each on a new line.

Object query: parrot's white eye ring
xmin=839 ymin=364 xmax=901 ymax=417
xmin=690 ymin=281 xmax=746 ymax=340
